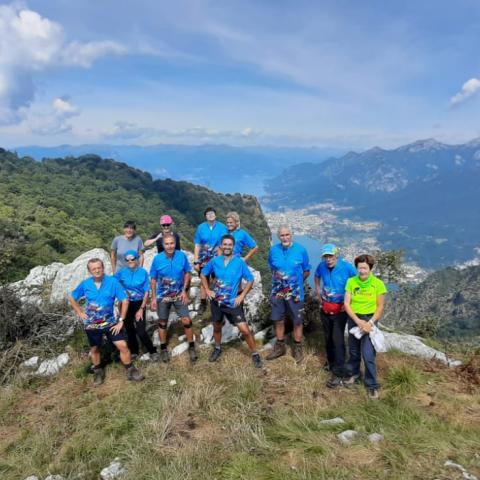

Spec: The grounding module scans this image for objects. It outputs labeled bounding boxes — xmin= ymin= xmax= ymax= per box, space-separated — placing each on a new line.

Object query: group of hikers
xmin=68 ymin=207 xmax=387 ymax=399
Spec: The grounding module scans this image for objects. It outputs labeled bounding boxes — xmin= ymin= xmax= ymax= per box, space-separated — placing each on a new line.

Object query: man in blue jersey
xmin=69 ymin=258 xmax=144 ymax=385
xmin=193 ymin=207 xmax=228 ymax=314
xmin=225 ymin=211 xmax=258 ymax=263
xmin=314 ymin=244 xmax=356 ymax=388
xmin=200 ymin=234 xmax=262 ymax=368
xmin=150 ymin=233 xmax=197 ymax=363
xmin=266 ymin=225 xmax=311 ymax=364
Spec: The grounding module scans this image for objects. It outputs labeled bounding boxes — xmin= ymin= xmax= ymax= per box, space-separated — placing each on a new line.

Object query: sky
xmin=1 ymin=0 xmax=480 ymax=150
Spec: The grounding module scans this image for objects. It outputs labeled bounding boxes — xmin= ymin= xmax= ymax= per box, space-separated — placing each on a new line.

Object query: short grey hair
xmin=226 ymin=211 xmax=240 ymax=227
xmin=277 ymin=225 xmax=293 ymax=236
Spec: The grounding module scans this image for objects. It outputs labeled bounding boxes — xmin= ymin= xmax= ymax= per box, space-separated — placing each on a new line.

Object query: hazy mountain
xmin=14 ymin=144 xmax=344 ymax=196
xmin=263 ymin=138 xmax=480 ymax=268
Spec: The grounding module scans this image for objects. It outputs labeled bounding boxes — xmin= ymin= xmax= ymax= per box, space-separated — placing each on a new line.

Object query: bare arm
xmin=150 ymin=278 xmax=157 ymax=311
xmin=314 ymin=276 xmax=321 ymax=300
xmin=243 ymin=246 xmax=258 ymax=263
xmin=200 ymin=273 xmax=215 ymax=300
xmin=303 ymin=270 xmax=310 ymax=281
xmin=139 ymin=251 xmax=144 ymax=267
xmin=68 ymin=296 xmax=87 ymax=320
xmin=135 ymin=292 xmax=149 ymax=321
xmin=180 ymin=272 xmax=192 ymax=305
xmin=194 ymin=244 xmax=201 ymax=272
xmin=110 ymin=250 xmax=117 ymax=274
xmin=234 ymin=280 xmax=253 ymax=306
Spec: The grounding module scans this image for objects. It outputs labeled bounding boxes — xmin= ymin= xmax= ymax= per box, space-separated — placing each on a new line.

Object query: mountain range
xmin=14 ymin=144 xmax=343 ymax=196
xmin=263 ymin=138 xmax=480 ymax=269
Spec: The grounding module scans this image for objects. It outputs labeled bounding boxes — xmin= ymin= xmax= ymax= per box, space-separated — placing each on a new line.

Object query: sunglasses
xmin=161 ymin=223 xmax=172 ymax=227
xmin=126 ymin=258 xmax=137 ymax=262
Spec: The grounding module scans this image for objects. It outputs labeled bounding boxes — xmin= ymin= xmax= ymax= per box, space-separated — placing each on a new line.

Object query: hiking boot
xmin=368 ymin=388 xmax=380 ymax=400
xmin=93 ymin=367 xmax=105 ymax=386
xmin=209 ymin=347 xmax=222 ymax=363
xmin=127 ymin=365 xmax=145 ymax=382
xmin=160 ymin=349 xmax=170 ymax=363
xmin=265 ymin=341 xmax=286 ymax=361
xmin=292 ymin=343 xmax=304 ymax=364
xmin=343 ymin=374 xmax=361 ymax=387
xmin=326 ymin=376 xmax=344 ymax=389
xmin=252 ymin=353 xmax=263 ymax=369
xmin=188 ymin=345 xmax=198 ymax=363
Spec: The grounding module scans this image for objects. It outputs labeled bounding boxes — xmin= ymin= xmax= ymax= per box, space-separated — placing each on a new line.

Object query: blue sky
xmin=1 ymin=0 xmax=480 ymax=149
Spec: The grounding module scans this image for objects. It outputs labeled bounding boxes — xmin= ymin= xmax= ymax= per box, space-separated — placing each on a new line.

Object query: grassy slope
xmin=0 ymin=326 xmax=479 ymax=480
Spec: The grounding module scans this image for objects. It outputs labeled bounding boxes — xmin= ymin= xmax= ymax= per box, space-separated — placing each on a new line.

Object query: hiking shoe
xmin=326 ymin=376 xmax=344 ymax=389
xmin=188 ymin=345 xmax=198 ymax=363
xmin=252 ymin=353 xmax=263 ymax=369
xmin=343 ymin=374 xmax=361 ymax=387
xmin=368 ymin=389 xmax=380 ymax=400
xmin=209 ymin=347 xmax=222 ymax=363
xmin=292 ymin=343 xmax=304 ymax=364
xmin=93 ymin=367 xmax=105 ymax=386
xmin=127 ymin=365 xmax=145 ymax=382
xmin=160 ymin=349 xmax=170 ymax=363
xmin=265 ymin=341 xmax=286 ymax=361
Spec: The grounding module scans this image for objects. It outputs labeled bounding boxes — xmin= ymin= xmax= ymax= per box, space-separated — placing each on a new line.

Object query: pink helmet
xmin=160 ymin=214 xmax=173 ymax=225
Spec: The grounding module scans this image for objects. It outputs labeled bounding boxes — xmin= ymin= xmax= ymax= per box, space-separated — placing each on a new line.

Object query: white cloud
xmin=20 ymin=97 xmax=80 ymax=135
xmin=450 ymin=78 xmax=480 ymax=107
xmin=0 ymin=3 xmax=126 ymax=124
xmin=102 ymin=121 xmax=262 ymax=143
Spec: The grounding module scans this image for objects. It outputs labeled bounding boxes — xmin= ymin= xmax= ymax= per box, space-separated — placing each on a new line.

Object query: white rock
xmin=21 ymin=356 xmax=39 ymax=370
xmin=178 ymin=334 xmax=186 ymax=342
xmin=50 ymin=249 xmax=112 ymax=304
xmin=368 ymin=433 xmax=384 ymax=443
xmin=337 ymin=430 xmax=359 ymax=444
xmin=36 ymin=353 xmax=70 ymax=377
xmin=23 ymin=476 xmax=40 ymax=480
xmin=243 ymin=268 xmax=264 ymax=323
xmin=45 ymin=476 xmax=65 ymax=480
xmin=444 ymin=460 xmax=478 ymax=480
xmin=139 ymin=353 xmax=151 ymax=362
xmin=172 ymin=342 xmax=189 ymax=357
xmin=254 ymin=328 xmax=269 ymax=341
xmin=169 ymin=379 xmax=177 ymax=386
xmin=383 ymin=331 xmax=462 ymax=367
xmin=100 ymin=457 xmax=126 ymax=479
xmin=320 ymin=417 xmax=346 ymax=425
xmin=201 ymin=323 xmax=239 ymax=344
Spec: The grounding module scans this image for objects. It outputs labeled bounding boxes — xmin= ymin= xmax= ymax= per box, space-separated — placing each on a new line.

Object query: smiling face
xmin=226 ymin=217 xmax=237 ymax=231
xmin=278 ymin=227 xmax=292 ymax=247
xmin=356 ymin=262 xmax=371 ymax=280
xmin=163 ymin=236 xmax=176 ymax=255
xmin=323 ymin=254 xmax=338 ymax=269
xmin=123 ymin=225 xmax=135 ymax=239
xmin=221 ymin=238 xmax=234 ymax=257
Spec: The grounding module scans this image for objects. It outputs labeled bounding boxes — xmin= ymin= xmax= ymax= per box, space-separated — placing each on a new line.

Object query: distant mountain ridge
xmin=263 ymin=137 xmax=480 ymax=268
xmin=14 ymin=144 xmax=344 ymax=195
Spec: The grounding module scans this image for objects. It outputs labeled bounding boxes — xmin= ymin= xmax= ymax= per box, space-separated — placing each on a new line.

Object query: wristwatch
xmin=118 ymin=318 xmax=124 ymax=322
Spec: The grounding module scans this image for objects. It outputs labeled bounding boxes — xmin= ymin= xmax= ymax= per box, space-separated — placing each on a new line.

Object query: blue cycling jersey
xmin=150 ymin=251 xmax=192 ymax=301
xmin=71 ymin=275 xmax=127 ymax=329
xmin=194 ymin=221 xmax=228 ymax=264
xmin=314 ymin=257 xmax=357 ymax=304
xmin=231 ymin=228 xmax=257 ymax=256
xmin=268 ymin=242 xmax=311 ymax=302
xmin=114 ymin=266 xmax=150 ymax=301
xmin=201 ymin=255 xmax=254 ymax=307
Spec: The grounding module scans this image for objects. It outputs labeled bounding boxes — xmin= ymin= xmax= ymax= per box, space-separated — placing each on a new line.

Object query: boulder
xmin=36 ymin=353 xmax=70 ymax=377
xmin=337 ymin=430 xmax=359 ymax=444
xmin=50 ymin=249 xmax=112 ymax=304
xmin=21 ymin=356 xmax=39 ymax=370
xmin=368 ymin=433 xmax=384 ymax=443
xmin=202 ymin=323 xmax=239 ymax=344
xmin=171 ymin=342 xmax=189 ymax=357
xmin=383 ymin=331 xmax=462 ymax=367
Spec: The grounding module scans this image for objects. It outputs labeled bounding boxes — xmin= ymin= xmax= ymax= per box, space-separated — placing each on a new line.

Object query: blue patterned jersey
xmin=114 ymin=266 xmax=150 ymax=301
xmin=150 ymin=251 xmax=192 ymax=301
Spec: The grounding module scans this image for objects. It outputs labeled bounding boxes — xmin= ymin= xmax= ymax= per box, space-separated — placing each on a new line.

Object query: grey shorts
xmin=157 ymin=299 xmax=190 ymax=321
xmin=270 ymin=296 xmax=305 ymax=326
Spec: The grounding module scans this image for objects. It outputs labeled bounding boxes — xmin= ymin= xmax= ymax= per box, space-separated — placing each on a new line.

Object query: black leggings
xmin=124 ymin=300 xmax=156 ymax=355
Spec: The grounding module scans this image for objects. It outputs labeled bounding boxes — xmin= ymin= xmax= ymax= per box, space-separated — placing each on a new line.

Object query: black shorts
xmin=85 ymin=326 xmax=127 ymax=348
xmin=210 ymin=300 xmax=246 ymax=325
xmin=270 ymin=296 xmax=305 ymax=326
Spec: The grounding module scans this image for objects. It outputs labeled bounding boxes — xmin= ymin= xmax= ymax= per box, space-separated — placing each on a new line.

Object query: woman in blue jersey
xmin=225 ymin=211 xmax=258 ymax=263
xmin=114 ymin=249 xmax=157 ymax=359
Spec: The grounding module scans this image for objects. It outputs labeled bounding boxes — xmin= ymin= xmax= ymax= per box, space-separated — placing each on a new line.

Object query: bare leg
xmin=158 ymin=321 xmax=168 ymax=344
xmin=113 ymin=340 xmax=132 ymax=365
xmin=213 ymin=321 xmax=223 ymax=345
xmin=274 ymin=320 xmax=285 ymax=341
xmin=181 ymin=317 xmax=194 ymax=343
xmin=293 ymin=324 xmax=303 ymax=343
xmin=237 ymin=322 xmax=257 ymax=352
xmin=90 ymin=346 xmax=101 ymax=366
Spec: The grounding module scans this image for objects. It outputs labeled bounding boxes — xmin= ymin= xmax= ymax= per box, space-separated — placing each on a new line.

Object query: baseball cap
xmin=124 ymin=250 xmax=139 ymax=260
xmin=160 ymin=215 xmax=173 ymax=225
xmin=321 ymin=243 xmax=338 ymax=256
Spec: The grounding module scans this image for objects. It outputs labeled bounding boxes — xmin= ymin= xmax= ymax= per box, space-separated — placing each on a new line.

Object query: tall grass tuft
xmin=384 ymin=363 xmax=422 ymax=397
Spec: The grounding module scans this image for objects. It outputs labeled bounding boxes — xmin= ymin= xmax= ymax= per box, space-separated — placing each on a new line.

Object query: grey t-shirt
xmin=111 ymin=235 xmax=144 ymax=270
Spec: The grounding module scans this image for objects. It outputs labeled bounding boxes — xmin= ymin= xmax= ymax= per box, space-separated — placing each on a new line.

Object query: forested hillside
xmin=0 ymin=149 xmax=271 ymax=283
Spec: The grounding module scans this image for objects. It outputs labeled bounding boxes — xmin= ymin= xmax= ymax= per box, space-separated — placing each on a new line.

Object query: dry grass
xmin=0 ymin=338 xmax=479 ymax=480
